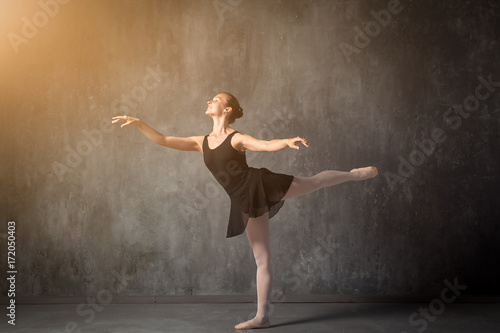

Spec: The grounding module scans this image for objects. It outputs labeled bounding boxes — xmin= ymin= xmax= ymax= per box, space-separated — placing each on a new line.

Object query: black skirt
xmin=225 ymin=167 xmax=294 ymax=238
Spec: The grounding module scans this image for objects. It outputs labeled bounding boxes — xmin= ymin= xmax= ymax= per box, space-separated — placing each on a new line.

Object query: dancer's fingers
xmin=112 ymin=116 xmax=132 ymax=126
xmin=111 ymin=116 xmax=125 ymax=123
xmin=296 ymin=137 xmax=309 ymax=148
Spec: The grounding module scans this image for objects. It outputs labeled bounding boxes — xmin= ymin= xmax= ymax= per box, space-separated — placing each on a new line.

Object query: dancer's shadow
xmin=270 ymin=312 xmax=339 ymax=328
xmin=270 ymin=304 xmax=404 ymax=328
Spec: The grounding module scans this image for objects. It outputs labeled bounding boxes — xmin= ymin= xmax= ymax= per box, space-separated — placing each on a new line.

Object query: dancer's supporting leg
xmin=235 ymin=213 xmax=272 ymax=330
xmin=283 ymin=166 xmax=377 ymax=200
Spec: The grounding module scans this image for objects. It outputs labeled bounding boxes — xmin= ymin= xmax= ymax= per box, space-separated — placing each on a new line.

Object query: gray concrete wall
xmin=1 ymin=0 xmax=499 ymax=298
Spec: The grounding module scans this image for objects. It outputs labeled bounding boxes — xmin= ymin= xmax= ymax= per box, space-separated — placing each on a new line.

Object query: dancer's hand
xmin=286 ymin=137 xmax=309 ymax=150
xmin=112 ymin=115 xmax=140 ymax=128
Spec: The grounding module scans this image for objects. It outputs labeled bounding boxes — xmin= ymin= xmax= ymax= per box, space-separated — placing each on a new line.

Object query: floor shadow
xmin=270 ymin=312 xmax=340 ymax=328
xmin=269 ymin=304 xmax=407 ymax=328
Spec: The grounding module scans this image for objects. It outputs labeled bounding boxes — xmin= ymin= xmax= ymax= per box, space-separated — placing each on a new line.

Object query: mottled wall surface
xmin=1 ymin=0 xmax=499 ymax=298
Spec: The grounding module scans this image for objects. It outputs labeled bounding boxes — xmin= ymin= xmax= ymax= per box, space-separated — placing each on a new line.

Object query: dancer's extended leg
xmin=235 ymin=213 xmax=272 ymax=330
xmin=283 ymin=166 xmax=377 ymax=200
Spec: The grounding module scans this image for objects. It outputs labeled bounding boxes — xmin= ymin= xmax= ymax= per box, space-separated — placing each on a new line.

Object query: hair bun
xmin=223 ymin=92 xmax=244 ymax=124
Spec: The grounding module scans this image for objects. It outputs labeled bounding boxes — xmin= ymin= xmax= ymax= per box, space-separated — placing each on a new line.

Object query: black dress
xmin=203 ymin=131 xmax=294 ymax=238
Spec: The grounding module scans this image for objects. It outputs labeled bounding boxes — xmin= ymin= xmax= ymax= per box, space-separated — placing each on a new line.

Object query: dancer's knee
xmin=311 ymin=173 xmax=325 ymax=191
xmin=253 ymin=253 xmax=271 ymax=269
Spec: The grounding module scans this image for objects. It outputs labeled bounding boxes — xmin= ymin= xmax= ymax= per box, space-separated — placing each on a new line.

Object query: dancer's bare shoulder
xmin=189 ymin=136 xmax=205 ymax=153
xmin=231 ymin=132 xmax=254 ymax=152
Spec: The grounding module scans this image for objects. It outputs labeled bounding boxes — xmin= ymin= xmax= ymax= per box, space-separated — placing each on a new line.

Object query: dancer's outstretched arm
xmin=112 ymin=116 xmax=203 ymax=153
xmin=235 ymin=133 xmax=309 ymax=152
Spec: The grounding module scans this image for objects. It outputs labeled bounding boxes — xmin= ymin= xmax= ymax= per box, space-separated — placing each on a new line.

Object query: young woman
xmin=112 ymin=92 xmax=377 ymax=330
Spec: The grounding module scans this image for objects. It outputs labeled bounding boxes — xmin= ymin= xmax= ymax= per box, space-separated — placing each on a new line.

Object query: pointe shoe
xmin=350 ymin=166 xmax=378 ymax=179
xmin=234 ymin=320 xmax=270 ymax=330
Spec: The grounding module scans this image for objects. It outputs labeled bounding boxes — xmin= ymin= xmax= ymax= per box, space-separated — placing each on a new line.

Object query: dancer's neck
xmin=211 ymin=118 xmax=232 ymax=137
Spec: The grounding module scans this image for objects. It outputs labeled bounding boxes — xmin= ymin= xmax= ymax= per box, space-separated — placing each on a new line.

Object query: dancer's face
xmin=206 ymin=93 xmax=229 ymax=117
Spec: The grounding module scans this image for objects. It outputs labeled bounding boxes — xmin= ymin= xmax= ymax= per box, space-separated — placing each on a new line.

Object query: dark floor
xmin=1 ymin=302 xmax=499 ymax=333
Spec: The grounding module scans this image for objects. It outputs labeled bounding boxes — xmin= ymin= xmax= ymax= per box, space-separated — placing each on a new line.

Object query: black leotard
xmin=203 ymin=131 xmax=294 ymax=237
xmin=203 ymin=131 xmax=249 ymax=194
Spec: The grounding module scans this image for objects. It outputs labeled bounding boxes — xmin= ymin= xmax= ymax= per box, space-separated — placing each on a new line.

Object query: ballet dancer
xmin=112 ymin=92 xmax=377 ymax=329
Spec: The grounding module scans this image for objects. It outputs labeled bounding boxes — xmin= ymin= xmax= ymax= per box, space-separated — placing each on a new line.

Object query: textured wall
xmin=1 ymin=0 xmax=499 ymax=298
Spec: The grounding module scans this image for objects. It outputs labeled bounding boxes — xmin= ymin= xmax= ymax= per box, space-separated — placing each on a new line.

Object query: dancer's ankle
xmin=255 ymin=314 xmax=269 ymax=323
